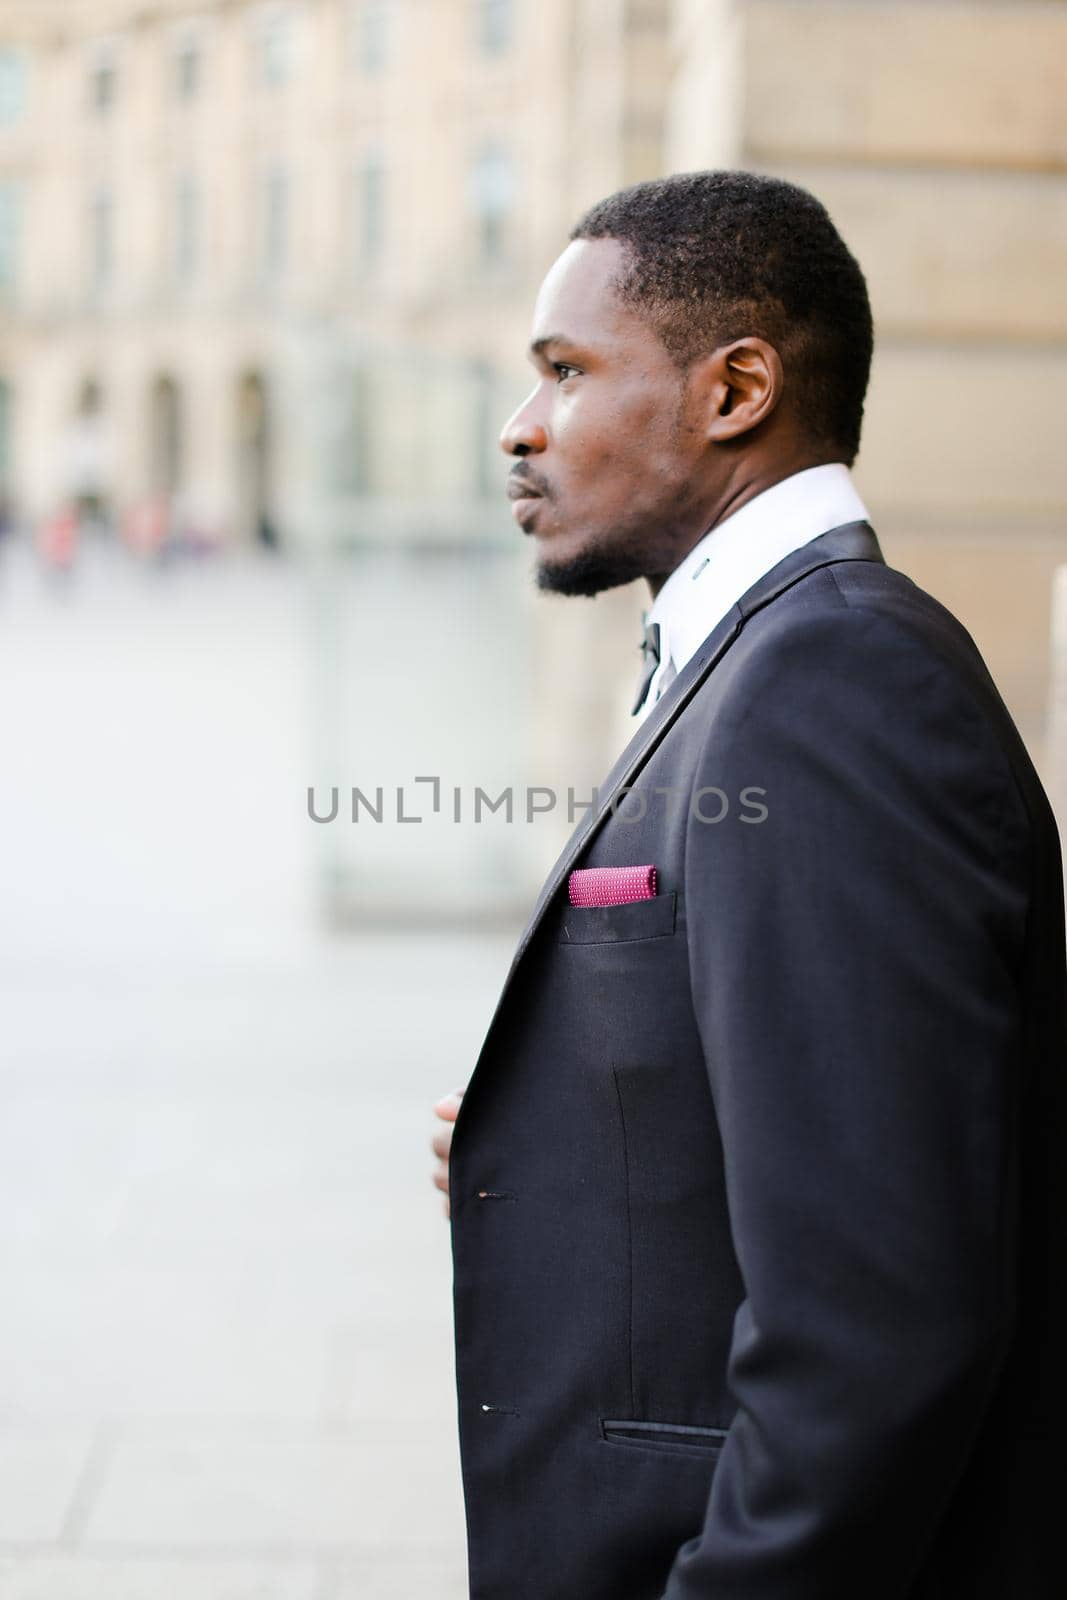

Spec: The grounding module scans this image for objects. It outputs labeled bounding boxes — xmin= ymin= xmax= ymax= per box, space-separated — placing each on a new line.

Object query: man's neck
xmin=644 ymin=455 xmax=844 ymax=600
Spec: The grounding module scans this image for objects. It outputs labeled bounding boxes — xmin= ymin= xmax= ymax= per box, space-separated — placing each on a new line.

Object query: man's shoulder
xmin=728 ymin=551 xmax=998 ymax=706
xmin=678 ymin=548 xmax=1033 ymax=788
xmin=663 ymin=545 xmax=1059 ymax=857
xmin=752 ymin=550 xmax=973 ymax=652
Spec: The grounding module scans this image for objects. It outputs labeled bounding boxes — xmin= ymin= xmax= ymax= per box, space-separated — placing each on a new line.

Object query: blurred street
xmin=0 ymin=538 xmax=515 ymax=1598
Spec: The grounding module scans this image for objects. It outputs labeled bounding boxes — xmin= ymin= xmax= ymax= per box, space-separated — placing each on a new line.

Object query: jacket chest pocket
xmin=556 ymin=890 xmax=678 ymax=945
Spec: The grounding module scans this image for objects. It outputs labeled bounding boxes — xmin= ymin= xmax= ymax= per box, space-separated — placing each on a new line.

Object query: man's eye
xmin=553 ymin=363 xmax=580 ymax=382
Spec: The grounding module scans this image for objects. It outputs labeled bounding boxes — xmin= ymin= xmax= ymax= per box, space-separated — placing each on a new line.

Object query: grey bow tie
xmin=632 ymin=619 xmax=661 ymax=716
xmin=632 ymin=619 xmax=679 ymax=716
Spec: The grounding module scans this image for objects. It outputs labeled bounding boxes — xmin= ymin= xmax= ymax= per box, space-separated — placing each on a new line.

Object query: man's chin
xmin=534 ymin=543 xmax=646 ymax=599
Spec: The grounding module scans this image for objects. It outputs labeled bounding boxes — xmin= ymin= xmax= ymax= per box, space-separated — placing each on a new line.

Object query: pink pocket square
xmin=568 ymin=864 xmax=658 ymax=908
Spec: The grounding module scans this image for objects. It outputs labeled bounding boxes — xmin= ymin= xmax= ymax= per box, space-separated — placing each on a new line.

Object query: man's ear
xmin=690 ymin=337 xmax=784 ymax=443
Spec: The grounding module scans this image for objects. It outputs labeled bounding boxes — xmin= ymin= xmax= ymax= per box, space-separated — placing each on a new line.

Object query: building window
xmin=174 ymin=37 xmax=201 ymax=100
xmin=150 ymin=375 xmax=184 ymax=496
xmin=477 ymin=0 xmax=514 ymax=55
xmin=354 ymin=154 xmax=386 ymax=273
xmin=90 ymin=188 xmax=114 ymax=292
xmin=89 ymin=52 xmax=118 ymax=113
xmin=174 ymin=175 xmax=198 ymax=285
xmin=262 ymin=168 xmax=288 ymax=282
xmin=353 ymin=0 xmax=393 ymax=75
xmin=71 ymin=378 xmax=109 ymax=521
xmin=0 ymin=377 xmax=11 ymax=501
xmin=256 ymin=5 xmax=295 ymax=88
xmin=0 ymin=180 xmax=21 ymax=298
xmin=469 ymin=144 xmax=514 ymax=267
xmin=0 ymin=48 xmax=28 ymax=124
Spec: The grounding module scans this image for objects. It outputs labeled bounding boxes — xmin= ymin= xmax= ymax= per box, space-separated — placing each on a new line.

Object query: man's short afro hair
xmin=570 ymin=171 xmax=873 ymax=466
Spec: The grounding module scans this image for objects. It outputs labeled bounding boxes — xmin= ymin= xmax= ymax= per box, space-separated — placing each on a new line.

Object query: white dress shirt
xmin=637 ymin=463 xmax=871 ymax=721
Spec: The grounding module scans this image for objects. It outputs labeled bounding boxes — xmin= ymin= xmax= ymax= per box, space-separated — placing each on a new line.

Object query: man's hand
xmin=431 ymin=1089 xmax=464 ymax=1219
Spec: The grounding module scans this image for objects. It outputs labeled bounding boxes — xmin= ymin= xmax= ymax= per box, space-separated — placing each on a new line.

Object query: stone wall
xmin=667 ymin=0 xmax=1067 ymax=777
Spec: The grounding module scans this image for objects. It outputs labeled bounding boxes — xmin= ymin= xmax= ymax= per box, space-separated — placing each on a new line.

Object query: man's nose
xmin=499 ymin=390 xmax=548 ymax=457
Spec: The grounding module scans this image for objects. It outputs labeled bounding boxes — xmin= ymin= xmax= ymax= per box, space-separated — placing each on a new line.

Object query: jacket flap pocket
xmin=600 ymin=1417 xmax=728 ymax=1454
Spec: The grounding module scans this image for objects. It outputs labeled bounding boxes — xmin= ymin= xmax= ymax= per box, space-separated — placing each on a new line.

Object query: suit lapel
xmin=482 ymin=520 xmax=884 ymax=1037
xmin=511 ymin=605 xmax=742 ymax=960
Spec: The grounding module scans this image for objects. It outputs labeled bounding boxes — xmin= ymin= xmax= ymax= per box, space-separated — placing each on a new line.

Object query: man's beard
xmin=533 ymin=531 xmax=661 ymax=598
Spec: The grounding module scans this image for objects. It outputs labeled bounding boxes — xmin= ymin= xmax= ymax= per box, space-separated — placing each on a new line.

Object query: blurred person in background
xmin=36 ymin=503 xmax=79 ymax=579
xmin=432 ymin=171 xmax=1067 ymax=1599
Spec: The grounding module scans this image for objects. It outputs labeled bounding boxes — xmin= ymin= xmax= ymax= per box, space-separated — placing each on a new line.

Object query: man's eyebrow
xmin=528 ymin=334 xmax=583 ymax=360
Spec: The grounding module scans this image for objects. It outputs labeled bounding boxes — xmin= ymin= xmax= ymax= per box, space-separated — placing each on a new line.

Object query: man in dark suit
xmin=430 ymin=172 xmax=1067 ymax=1599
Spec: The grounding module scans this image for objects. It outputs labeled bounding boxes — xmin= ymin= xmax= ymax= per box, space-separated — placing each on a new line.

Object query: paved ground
xmin=0 ymin=538 xmax=517 ymax=1598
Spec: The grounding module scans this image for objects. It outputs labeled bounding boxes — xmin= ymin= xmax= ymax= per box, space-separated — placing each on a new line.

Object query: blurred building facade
xmin=0 ymin=0 xmax=1064 ymax=910
xmin=0 ymin=0 xmax=671 ymax=541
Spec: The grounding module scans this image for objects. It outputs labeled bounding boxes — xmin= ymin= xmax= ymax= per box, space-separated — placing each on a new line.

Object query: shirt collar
xmin=645 ymin=463 xmax=870 ymax=680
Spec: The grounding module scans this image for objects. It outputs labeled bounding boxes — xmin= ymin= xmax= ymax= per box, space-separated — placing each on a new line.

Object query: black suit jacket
xmin=448 ymin=523 xmax=1067 ymax=1599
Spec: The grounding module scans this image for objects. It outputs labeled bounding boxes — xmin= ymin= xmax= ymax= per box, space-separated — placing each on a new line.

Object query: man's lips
xmin=507 ymin=478 xmax=546 ymax=528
